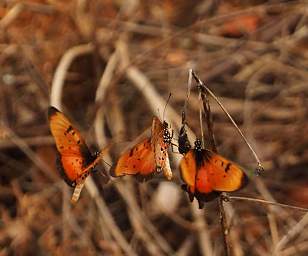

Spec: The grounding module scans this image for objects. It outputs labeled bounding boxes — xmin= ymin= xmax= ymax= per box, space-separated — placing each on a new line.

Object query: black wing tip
xmin=48 ymin=106 xmax=60 ymax=118
xmin=241 ymin=172 xmax=249 ymax=188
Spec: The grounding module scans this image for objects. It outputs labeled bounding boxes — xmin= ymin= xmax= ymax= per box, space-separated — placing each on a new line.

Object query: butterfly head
xmin=194 ymin=139 xmax=202 ymax=151
xmin=93 ymin=150 xmax=100 ymax=158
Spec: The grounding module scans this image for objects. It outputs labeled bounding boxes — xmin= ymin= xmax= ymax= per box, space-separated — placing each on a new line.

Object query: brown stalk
xmin=195 ymin=72 xmax=230 ymax=256
xmin=192 ymin=70 xmax=264 ymax=174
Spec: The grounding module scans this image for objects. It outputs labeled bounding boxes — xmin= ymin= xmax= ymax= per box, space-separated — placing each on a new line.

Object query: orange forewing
xmin=110 ymin=138 xmax=156 ymax=178
xmin=180 ymin=147 xmax=248 ymax=207
xmin=48 ymin=106 xmax=94 ymax=187
xmin=179 ymin=150 xmax=197 ymax=193
xmin=203 ymin=153 xmax=247 ymax=192
xmin=110 ymin=116 xmax=172 ymax=180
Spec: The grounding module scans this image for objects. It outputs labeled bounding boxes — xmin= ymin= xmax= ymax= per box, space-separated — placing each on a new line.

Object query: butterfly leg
xmin=170 ymin=143 xmax=178 ymax=153
xmin=197 ymin=199 xmax=204 ymax=209
xmin=221 ymin=193 xmax=230 ymax=202
xmin=181 ymin=184 xmax=188 ymax=192
xmin=181 ymin=184 xmax=195 ymax=202
xmin=156 ymin=166 xmax=162 ymax=173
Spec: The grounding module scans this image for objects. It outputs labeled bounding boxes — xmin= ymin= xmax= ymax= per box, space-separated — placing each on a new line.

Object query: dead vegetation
xmin=0 ymin=0 xmax=308 ymax=255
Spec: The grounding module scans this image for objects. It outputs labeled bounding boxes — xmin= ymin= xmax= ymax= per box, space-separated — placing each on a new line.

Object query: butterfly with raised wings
xmin=48 ymin=106 xmax=107 ymax=203
xmin=179 ymin=138 xmax=248 ymax=209
xmin=110 ymin=116 xmax=173 ymax=180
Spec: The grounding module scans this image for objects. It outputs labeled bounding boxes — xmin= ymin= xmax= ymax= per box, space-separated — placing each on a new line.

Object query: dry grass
xmin=1 ymin=1 xmax=308 ymax=255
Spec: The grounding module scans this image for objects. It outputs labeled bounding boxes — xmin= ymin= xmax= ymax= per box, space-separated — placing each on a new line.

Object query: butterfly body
xmin=152 ymin=118 xmax=173 ymax=179
xmin=110 ymin=116 xmax=173 ymax=180
xmin=180 ymin=139 xmax=248 ymax=208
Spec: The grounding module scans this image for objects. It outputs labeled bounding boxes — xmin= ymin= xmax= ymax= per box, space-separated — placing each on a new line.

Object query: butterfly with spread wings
xmin=48 ymin=106 xmax=107 ymax=203
xmin=179 ymin=138 xmax=248 ymax=209
xmin=110 ymin=116 xmax=173 ymax=180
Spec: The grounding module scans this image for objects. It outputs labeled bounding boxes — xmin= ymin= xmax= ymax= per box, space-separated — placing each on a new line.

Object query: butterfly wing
xmin=179 ymin=150 xmax=197 ymax=193
xmin=179 ymin=149 xmax=247 ymax=207
xmin=48 ymin=106 xmax=93 ymax=187
xmin=151 ymin=116 xmax=172 ymax=180
xmin=110 ymin=138 xmax=156 ymax=179
xmin=201 ymin=151 xmax=248 ymax=192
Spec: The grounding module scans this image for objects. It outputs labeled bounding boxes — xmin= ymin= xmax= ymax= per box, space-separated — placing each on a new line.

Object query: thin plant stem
xmin=195 ymin=72 xmax=230 ymax=256
xmin=191 ymin=70 xmax=264 ymax=174
xmin=228 ymin=196 xmax=308 ymax=212
xmin=219 ymin=194 xmax=231 ymax=256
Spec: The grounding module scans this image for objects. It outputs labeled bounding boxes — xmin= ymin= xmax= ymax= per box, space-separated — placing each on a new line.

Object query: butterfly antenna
xmin=171 ymin=142 xmax=179 ymax=149
xmin=156 ymin=107 xmax=163 ymax=121
xmin=162 ymin=93 xmax=172 ymax=122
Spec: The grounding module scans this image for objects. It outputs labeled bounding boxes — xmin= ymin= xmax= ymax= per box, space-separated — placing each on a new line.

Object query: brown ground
xmin=0 ymin=1 xmax=307 ymax=255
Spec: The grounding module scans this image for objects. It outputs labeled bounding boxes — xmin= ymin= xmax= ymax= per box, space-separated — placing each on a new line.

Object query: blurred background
xmin=0 ymin=0 xmax=308 ymax=255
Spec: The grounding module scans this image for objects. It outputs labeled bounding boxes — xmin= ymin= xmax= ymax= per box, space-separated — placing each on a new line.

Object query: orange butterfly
xmin=180 ymin=139 xmax=248 ymax=209
xmin=48 ymin=106 xmax=107 ymax=203
xmin=110 ymin=116 xmax=173 ymax=180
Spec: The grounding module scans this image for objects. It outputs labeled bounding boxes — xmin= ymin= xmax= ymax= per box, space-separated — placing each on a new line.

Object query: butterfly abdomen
xmin=194 ymin=149 xmax=212 ymax=169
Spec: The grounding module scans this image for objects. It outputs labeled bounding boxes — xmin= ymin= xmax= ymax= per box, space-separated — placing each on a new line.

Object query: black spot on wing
xmin=64 ymin=125 xmax=73 ymax=136
xmin=129 ymin=148 xmax=134 ymax=157
xmin=224 ymin=163 xmax=232 ymax=173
